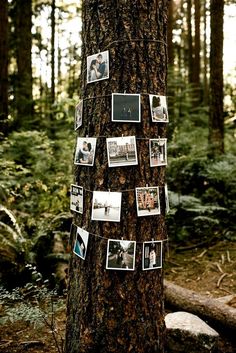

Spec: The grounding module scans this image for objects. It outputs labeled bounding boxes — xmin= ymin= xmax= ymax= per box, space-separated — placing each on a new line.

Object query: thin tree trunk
xmin=208 ymin=0 xmax=224 ymax=156
xmin=0 ymin=0 xmax=8 ymax=135
xmin=65 ymin=1 xmax=168 ymax=352
xmin=51 ymin=0 xmax=56 ymax=105
xmin=193 ymin=0 xmax=201 ymax=103
xmin=14 ymin=0 xmax=33 ymax=130
xmin=203 ymin=0 xmax=209 ymax=105
xmin=187 ymin=0 xmax=194 ymax=84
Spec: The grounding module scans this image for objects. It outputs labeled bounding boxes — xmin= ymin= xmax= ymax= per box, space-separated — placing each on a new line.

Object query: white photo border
xmin=111 ymin=93 xmax=141 ymax=123
xmin=149 ymin=94 xmax=169 ymax=123
xmin=74 ymin=100 xmax=83 ymax=130
xmin=135 ymin=186 xmax=160 ymax=217
xmin=149 ymin=138 xmax=167 ymax=167
xmin=106 ymin=239 xmax=136 ymax=271
xmin=74 ymin=137 xmax=97 ymax=166
xmin=106 ymin=136 xmax=138 ymax=168
xmin=73 ymin=226 xmax=89 ymax=261
xmin=142 ymin=240 xmax=163 ymax=271
xmin=70 ymin=184 xmax=83 ymax=214
xmin=87 ymin=50 xmax=109 ymax=84
xmin=91 ymin=191 xmax=122 ymax=222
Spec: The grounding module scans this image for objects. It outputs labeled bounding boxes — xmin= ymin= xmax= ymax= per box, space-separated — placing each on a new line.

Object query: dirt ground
xmin=0 ymin=240 xmax=235 ymax=353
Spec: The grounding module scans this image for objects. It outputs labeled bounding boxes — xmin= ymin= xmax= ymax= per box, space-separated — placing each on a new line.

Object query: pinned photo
xmin=106 ymin=239 xmax=136 ymax=271
xmin=91 ymin=191 xmax=122 ymax=222
xmin=72 ymin=224 xmax=89 ymax=260
xmin=87 ymin=50 xmax=109 ymax=84
xmin=70 ymin=184 xmax=83 ymax=214
xmin=74 ymin=137 xmax=97 ymax=166
xmin=164 ymin=184 xmax=170 ymax=214
xmin=107 ymin=136 xmax=138 ymax=167
xmin=149 ymin=138 xmax=167 ymax=167
xmin=112 ymin=93 xmax=141 ymax=123
xmin=149 ymin=95 xmax=168 ymax=122
xmin=74 ymin=100 xmax=83 ymax=130
xmin=142 ymin=241 xmax=162 ymax=270
xmin=136 ymin=187 xmax=160 ymax=216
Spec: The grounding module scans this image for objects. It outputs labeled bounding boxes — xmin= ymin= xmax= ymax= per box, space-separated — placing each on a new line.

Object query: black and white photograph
xmin=87 ymin=50 xmax=109 ymax=83
xmin=72 ymin=224 xmax=89 ymax=260
xmin=74 ymin=137 xmax=97 ymax=166
xmin=142 ymin=241 xmax=162 ymax=270
xmin=112 ymin=93 xmax=141 ymax=123
xmin=70 ymin=184 xmax=83 ymax=214
xmin=149 ymin=138 xmax=167 ymax=167
xmin=165 ymin=184 xmax=170 ymax=214
xmin=74 ymin=100 xmax=83 ymax=130
xmin=149 ymin=95 xmax=168 ymax=122
xmin=91 ymin=191 xmax=122 ymax=222
xmin=106 ymin=239 xmax=136 ymax=271
xmin=107 ymin=136 xmax=138 ymax=167
xmin=136 ymin=187 xmax=160 ymax=216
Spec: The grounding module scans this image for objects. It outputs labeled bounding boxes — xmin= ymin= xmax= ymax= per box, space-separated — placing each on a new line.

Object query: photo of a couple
xmin=87 ymin=50 xmax=109 ymax=84
xmin=74 ymin=137 xmax=97 ymax=166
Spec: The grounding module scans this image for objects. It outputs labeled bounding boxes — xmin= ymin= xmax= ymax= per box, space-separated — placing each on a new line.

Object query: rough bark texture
xmin=14 ymin=0 xmax=33 ymax=130
xmin=0 ymin=0 xmax=8 ymax=135
xmin=208 ymin=0 xmax=224 ymax=156
xmin=65 ymin=1 xmax=168 ymax=353
xmin=164 ymin=280 xmax=236 ymax=334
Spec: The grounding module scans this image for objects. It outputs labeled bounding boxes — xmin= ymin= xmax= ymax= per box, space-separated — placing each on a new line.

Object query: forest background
xmin=0 ymin=0 xmax=236 ymax=350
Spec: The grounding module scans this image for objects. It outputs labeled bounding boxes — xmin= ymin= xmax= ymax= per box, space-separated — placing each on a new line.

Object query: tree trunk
xmin=65 ymin=1 xmax=168 ymax=352
xmin=14 ymin=0 xmax=33 ymax=130
xmin=208 ymin=0 xmax=224 ymax=156
xmin=0 ymin=0 xmax=8 ymax=136
xmin=187 ymin=0 xmax=194 ymax=84
xmin=203 ymin=0 xmax=209 ymax=105
xmin=193 ymin=0 xmax=201 ymax=104
xmin=51 ymin=0 xmax=56 ymax=105
xmin=164 ymin=280 xmax=236 ymax=334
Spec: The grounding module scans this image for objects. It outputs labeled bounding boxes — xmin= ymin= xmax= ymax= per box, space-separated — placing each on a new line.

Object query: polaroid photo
xmin=149 ymin=95 xmax=168 ymax=123
xmin=74 ymin=137 xmax=97 ymax=166
xmin=72 ymin=225 xmax=89 ymax=260
xmin=142 ymin=240 xmax=162 ymax=271
xmin=106 ymin=239 xmax=136 ymax=271
xmin=136 ymin=186 xmax=160 ymax=217
xmin=112 ymin=93 xmax=141 ymax=123
xmin=164 ymin=184 xmax=170 ymax=214
xmin=87 ymin=50 xmax=109 ymax=84
xmin=70 ymin=184 xmax=83 ymax=214
xmin=107 ymin=136 xmax=138 ymax=167
xmin=74 ymin=100 xmax=83 ymax=130
xmin=91 ymin=191 xmax=122 ymax=222
xmin=149 ymin=138 xmax=167 ymax=167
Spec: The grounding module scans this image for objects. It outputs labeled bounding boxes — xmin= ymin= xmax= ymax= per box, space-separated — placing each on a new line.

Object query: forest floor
xmin=0 ymin=239 xmax=235 ymax=353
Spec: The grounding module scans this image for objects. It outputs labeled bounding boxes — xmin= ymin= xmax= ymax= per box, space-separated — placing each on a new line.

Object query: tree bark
xmin=193 ymin=0 xmax=201 ymax=104
xmin=14 ymin=0 xmax=33 ymax=130
xmin=51 ymin=0 xmax=56 ymax=105
xmin=187 ymin=0 xmax=194 ymax=84
xmin=0 ymin=0 xmax=8 ymax=136
xmin=65 ymin=1 xmax=168 ymax=352
xmin=203 ymin=0 xmax=209 ymax=105
xmin=164 ymin=280 xmax=236 ymax=334
xmin=208 ymin=0 xmax=224 ymax=156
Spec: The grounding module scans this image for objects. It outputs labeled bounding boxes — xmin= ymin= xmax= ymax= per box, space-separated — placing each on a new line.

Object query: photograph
xmin=165 ymin=184 xmax=170 ymax=214
xmin=74 ymin=100 xmax=83 ymax=130
xmin=72 ymin=224 xmax=89 ymax=260
xmin=149 ymin=138 xmax=167 ymax=167
xmin=70 ymin=184 xmax=83 ymax=214
xmin=136 ymin=186 xmax=160 ymax=216
xmin=107 ymin=136 xmax=138 ymax=167
xmin=87 ymin=50 xmax=109 ymax=83
xmin=112 ymin=93 xmax=141 ymax=123
xmin=106 ymin=239 xmax=136 ymax=271
xmin=142 ymin=241 xmax=162 ymax=270
xmin=91 ymin=191 xmax=122 ymax=222
xmin=74 ymin=137 xmax=97 ymax=166
xmin=149 ymin=95 xmax=168 ymax=122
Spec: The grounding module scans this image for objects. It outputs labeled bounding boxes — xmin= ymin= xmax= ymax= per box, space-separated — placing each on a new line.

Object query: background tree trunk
xmin=65 ymin=1 xmax=168 ymax=352
xmin=208 ymin=0 xmax=224 ymax=156
xmin=187 ymin=0 xmax=194 ymax=84
xmin=14 ymin=0 xmax=33 ymax=130
xmin=167 ymin=0 xmax=174 ymax=66
xmin=193 ymin=0 xmax=201 ymax=104
xmin=0 ymin=0 xmax=8 ymax=136
xmin=51 ymin=0 xmax=56 ymax=105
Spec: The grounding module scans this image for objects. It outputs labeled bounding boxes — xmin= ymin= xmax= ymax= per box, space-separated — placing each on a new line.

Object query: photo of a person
xmin=136 ymin=187 xmax=160 ymax=216
xmin=70 ymin=184 xmax=83 ymax=214
xmin=112 ymin=93 xmax=141 ymax=123
xmin=149 ymin=95 xmax=168 ymax=122
xmin=106 ymin=239 xmax=136 ymax=271
xmin=74 ymin=137 xmax=97 ymax=166
xmin=71 ymin=224 xmax=89 ymax=260
xmin=74 ymin=100 xmax=83 ymax=130
xmin=91 ymin=191 xmax=122 ymax=222
xmin=107 ymin=136 xmax=138 ymax=167
xmin=87 ymin=50 xmax=109 ymax=83
xmin=149 ymin=138 xmax=167 ymax=167
xmin=143 ymin=241 xmax=162 ymax=270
